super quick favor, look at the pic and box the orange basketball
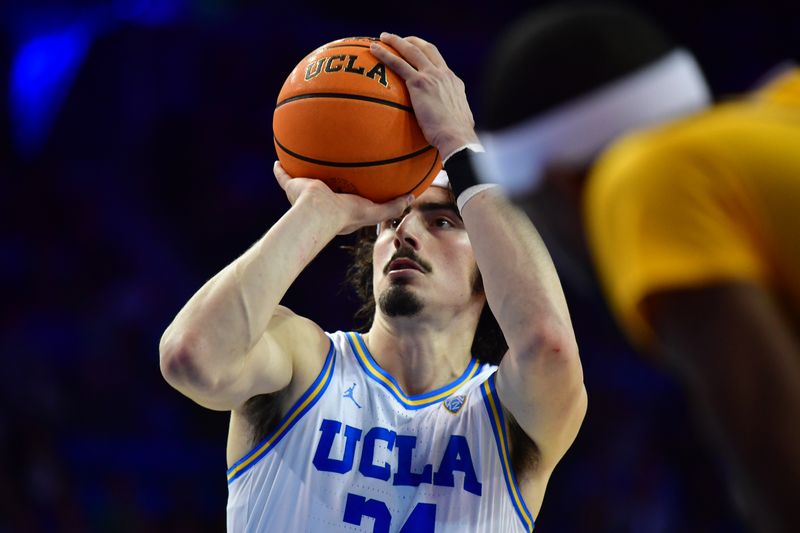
[273,37,441,203]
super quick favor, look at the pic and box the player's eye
[382,218,402,230]
[434,217,454,229]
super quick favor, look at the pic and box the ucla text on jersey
[226,331,534,532]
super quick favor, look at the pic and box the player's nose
[393,212,423,250]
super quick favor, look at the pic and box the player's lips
[388,258,424,273]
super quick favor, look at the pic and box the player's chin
[378,284,424,318]
[379,283,419,305]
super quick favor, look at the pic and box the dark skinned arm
[645,282,800,533]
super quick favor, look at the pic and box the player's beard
[377,262,483,318]
[378,283,423,317]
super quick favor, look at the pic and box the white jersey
[226,331,534,532]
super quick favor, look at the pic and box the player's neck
[363,313,477,397]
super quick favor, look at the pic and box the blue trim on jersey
[226,339,336,484]
[346,331,480,410]
[481,373,535,532]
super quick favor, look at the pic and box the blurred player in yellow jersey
[475,3,800,532]
[585,67,800,533]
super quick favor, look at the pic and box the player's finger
[365,194,414,223]
[369,42,417,80]
[379,32,433,72]
[405,36,446,69]
[273,161,292,190]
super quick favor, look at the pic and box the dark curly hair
[343,222,508,366]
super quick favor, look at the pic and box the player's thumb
[387,194,415,217]
[366,193,413,227]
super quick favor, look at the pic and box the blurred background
[1,0,797,531]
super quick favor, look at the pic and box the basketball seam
[275,93,413,112]
[323,44,372,50]
[274,137,435,167]
[403,150,441,195]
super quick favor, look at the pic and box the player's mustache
[383,248,432,274]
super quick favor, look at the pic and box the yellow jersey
[585,68,800,348]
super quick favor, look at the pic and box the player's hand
[370,33,480,160]
[273,161,413,235]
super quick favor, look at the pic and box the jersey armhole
[480,372,536,532]
[226,339,336,484]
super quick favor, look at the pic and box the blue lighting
[10,24,92,157]
[113,0,186,26]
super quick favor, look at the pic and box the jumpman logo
[343,383,362,408]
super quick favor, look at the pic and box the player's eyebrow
[405,202,463,221]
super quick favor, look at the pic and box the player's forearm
[461,188,576,358]
[673,350,800,533]
[654,298,800,533]
[462,187,586,468]
[652,285,800,533]
[160,193,345,387]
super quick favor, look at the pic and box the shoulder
[592,113,708,184]
[589,98,778,201]
[266,306,331,370]
[585,107,740,233]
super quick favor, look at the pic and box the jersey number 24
[343,492,435,532]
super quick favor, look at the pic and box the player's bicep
[184,306,327,411]
[495,342,587,472]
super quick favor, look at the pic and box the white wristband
[456,184,501,212]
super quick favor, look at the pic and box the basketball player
[475,5,800,532]
[160,33,587,532]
